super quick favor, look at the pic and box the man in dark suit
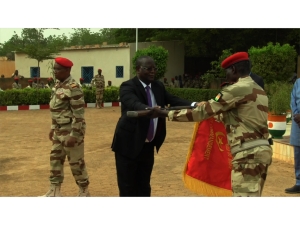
[249,60,264,89]
[111,56,196,197]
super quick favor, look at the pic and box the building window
[81,67,94,83]
[30,67,40,78]
[116,66,124,78]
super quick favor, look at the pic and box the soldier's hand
[65,136,77,147]
[196,101,207,107]
[49,129,54,141]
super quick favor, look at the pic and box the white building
[14,40,185,86]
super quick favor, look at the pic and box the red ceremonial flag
[183,117,233,196]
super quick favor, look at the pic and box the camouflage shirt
[12,82,22,89]
[168,76,269,149]
[50,76,86,137]
[32,83,38,88]
[91,74,105,89]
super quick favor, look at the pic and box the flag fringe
[182,120,232,197]
[183,173,232,197]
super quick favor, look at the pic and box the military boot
[40,184,62,197]
[77,186,90,197]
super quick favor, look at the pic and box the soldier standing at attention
[25,80,33,88]
[91,68,105,108]
[150,52,272,197]
[12,77,22,89]
[45,77,55,89]
[40,57,90,197]
[32,77,38,88]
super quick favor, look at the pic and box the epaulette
[70,83,78,88]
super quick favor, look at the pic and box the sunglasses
[140,66,158,72]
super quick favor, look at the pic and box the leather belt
[231,139,270,155]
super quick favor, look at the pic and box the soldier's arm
[69,83,85,137]
[168,88,244,122]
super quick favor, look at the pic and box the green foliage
[132,45,169,80]
[10,28,66,73]
[0,87,221,106]
[265,81,293,115]
[248,42,297,84]
[165,87,220,102]
[0,89,52,106]
[201,49,233,88]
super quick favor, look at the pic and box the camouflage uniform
[168,76,272,197]
[46,75,89,196]
[12,82,22,89]
[163,81,169,87]
[91,74,105,108]
[45,83,54,89]
[32,82,38,88]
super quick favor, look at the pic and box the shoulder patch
[214,92,223,102]
[70,83,78,88]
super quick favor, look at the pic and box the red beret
[28,80,33,82]
[14,77,19,80]
[80,78,84,80]
[37,77,41,80]
[55,57,73,68]
[33,77,37,80]
[221,52,249,69]
[48,77,53,80]
[172,78,175,81]
[98,68,102,71]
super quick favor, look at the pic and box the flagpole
[136,28,138,52]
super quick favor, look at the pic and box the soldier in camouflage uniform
[12,77,22,89]
[91,68,105,108]
[25,80,33,88]
[45,77,55,89]
[169,78,175,88]
[151,52,272,197]
[36,78,43,88]
[40,57,90,197]
[32,77,38,88]
[174,76,180,88]
[163,78,169,87]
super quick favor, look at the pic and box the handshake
[126,102,206,118]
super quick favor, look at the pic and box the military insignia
[56,88,64,95]
[214,92,223,102]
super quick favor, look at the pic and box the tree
[0,32,24,60]
[248,42,297,84]
[68,28,104,46]
[132,45,169,81]
[14,28,66,77]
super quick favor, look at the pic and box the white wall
[15,46,131,87]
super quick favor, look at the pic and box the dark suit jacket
[250,72,264,89]
[111,76,193,159]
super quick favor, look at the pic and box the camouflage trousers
[96,88,104,106]
[231,145,273,197]
[49,126,89,187]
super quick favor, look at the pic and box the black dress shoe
[285,185,300,193]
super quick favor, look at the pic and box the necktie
[145,85,154,142]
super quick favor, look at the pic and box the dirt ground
[0,107,299,197]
